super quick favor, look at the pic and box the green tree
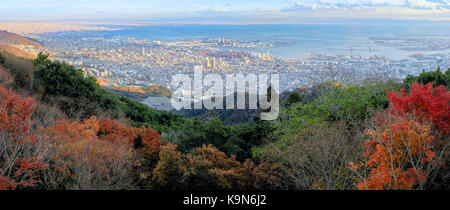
[33,53,100,99]
[162,117,274,161]
[403,67,449,89]
[285,91,302,107]
[0,52,5,65]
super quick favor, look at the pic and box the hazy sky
[1,0,449,22]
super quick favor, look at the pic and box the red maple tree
[386,82,450,135]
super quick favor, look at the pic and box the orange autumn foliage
[49,135,136,189]
[187,145,244,189]
[46,116,161,158]
[349,82,449,190]
[42,116,162,189]
[0,85,35,138]
[0,85,47,190]
[353,116,435,190]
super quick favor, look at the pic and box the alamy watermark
[171,66,279,120]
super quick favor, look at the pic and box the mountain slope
[0,30,43,48]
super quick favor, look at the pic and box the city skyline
[1,0,450,23]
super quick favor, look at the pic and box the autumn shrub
[0,66,14,87]
[386,82,450,135]
[44,137,136,190]
[152,143,239,190]
[387,82,450,189]
[42,116,162,190]
[257,122,361,190]
[31,101,65,128]
[188,145,280,190]
[151,144,280,190]
[151,144,187,190]
[97,117,162,187]
[0,51,34,89]
[349,114,443,190]
[0,85,48,190]
[43,95,106,119]
[350,82,450,190]
[187,145,246,189]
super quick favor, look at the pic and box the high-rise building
[206,57,211,69]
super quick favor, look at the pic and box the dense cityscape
[34,32,449,93]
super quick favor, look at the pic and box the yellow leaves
[365,129,376,138]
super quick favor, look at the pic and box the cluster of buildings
[37,33,450,93]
